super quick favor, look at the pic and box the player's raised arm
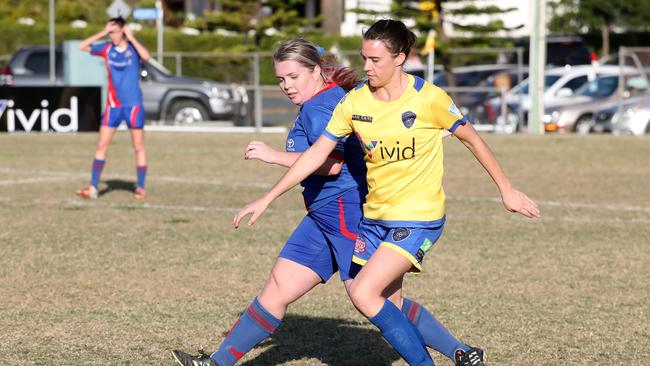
[123,25,151,62]
[78,23,110,52]
[233,135,338,228]
[451,122,541,218]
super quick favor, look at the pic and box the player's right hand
[233,197,271,228]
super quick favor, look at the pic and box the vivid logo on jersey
[378,137,416,161]
[355,131,378,158]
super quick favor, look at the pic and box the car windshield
[512,75,562,94]
[146,57,173,76]
[575,76,618,97]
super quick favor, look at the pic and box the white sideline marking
[1,196,649,223]
[0,196,305,215]
[0,176,74,186]
[1,167,650,213]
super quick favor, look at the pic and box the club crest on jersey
[401,111,417,128]
[392,228,411,242]
[352,114,373,123]
[448,101,461,116]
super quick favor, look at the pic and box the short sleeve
[428,87,468,132]
[90,42,108,56]
[286,117,310,153]
[323,94,353,141]
[302,104,334,144]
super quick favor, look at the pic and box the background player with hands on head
[233,19,540,366]
[75,16,151,200]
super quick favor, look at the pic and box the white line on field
[0,168,273,188]
[0,196,305,215]
[1,167,649,213]
[447,196,650,213]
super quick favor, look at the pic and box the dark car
[1,46,247,124]
[512,36,594,67]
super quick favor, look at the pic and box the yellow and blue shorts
[352,217,445,272]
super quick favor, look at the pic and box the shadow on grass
[98,179,136,197]
[239,314,400,366]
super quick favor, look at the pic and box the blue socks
[368,299,435,366]
[136,165,147,189]
[403,298,469,361]
[91,159,105,188]
[211,298,281,366]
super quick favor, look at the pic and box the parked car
[543,71,649,133]
[591,94,650,135]
[510,36,594,67]
[1,46,248,124]
[487,65,626,129]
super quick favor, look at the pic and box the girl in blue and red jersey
[75,16,150,200]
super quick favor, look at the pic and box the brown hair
[273,39,361,91]
[363,19,417,62]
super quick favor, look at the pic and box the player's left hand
[233,196,271,228]
[501,187,541,218]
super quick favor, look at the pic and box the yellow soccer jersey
[323,74,467,227]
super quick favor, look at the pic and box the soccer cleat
[75,186,98,199]
[134,187,146,200]
[455,346,485,366]
[171,349,218,366]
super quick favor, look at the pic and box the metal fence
[159,47,525,132]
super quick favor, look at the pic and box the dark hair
[273,39,361,92]
[363,19,417,60]
[109,16,126,27]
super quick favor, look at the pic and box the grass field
[0,131,649,365]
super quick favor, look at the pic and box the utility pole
[528,0,546,135]
[49,0,55,83]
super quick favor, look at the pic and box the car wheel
[168,100,208,125]
[574,116,592,135]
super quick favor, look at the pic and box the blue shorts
[102,105,145,129]
[279,189,363,282]
[352,217,446,272]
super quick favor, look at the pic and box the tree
[549,0,650,57]
[186,0,315,48]
[354,1,522,88]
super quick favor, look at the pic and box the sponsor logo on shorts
[354,238,367,254]
[401,111,416,128]
[416,249,425,262]
[419,238,433,253]
[392,228,411,242]
[352,114,373,123]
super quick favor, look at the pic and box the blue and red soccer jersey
[90,42,144,128]
[286,82,367,211]
[280,82,367,281]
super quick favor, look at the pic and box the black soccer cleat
[171,349,218,366]
[454,346,485,366]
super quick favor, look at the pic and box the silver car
[591,94,650,135]
[543,73,649,133]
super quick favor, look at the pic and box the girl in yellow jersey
[235,20,540,366]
